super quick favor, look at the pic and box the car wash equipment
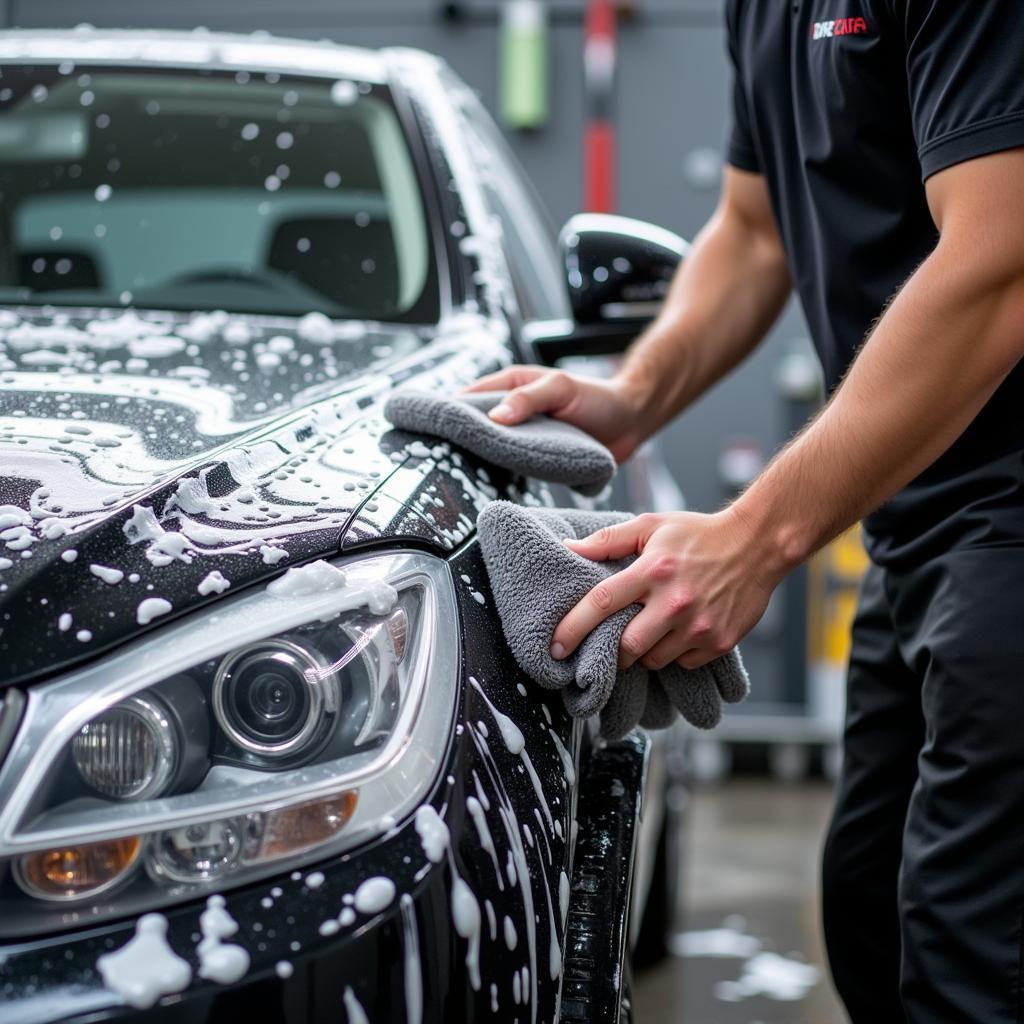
[383,389,616,496]
[477,501,749,738]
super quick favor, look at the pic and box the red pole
[584,0,616,213]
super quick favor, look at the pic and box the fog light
[72,695,177,800]
[149,817,243,883]
[17,837,141,900]
[246,791,358,862]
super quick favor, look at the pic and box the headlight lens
[212,638,335,761]
[0,552,457,937]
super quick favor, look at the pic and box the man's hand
[463,367,648,463]
[550,509,788,670]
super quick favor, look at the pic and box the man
[468,1,1024,1020]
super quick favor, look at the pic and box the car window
[0,65,439,322]
[449,77,570,322]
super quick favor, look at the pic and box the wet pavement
[634,780,847,1023]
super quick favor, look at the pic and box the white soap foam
[469,677,524,754]
[297,311,335,344]
[260,544,289,565]
[451,876,482,991]
[96,913,192,1009]
[343,986,370,1024]
[353,876,396,915]
[715,952,821,1003]
[196,895,250,985]
[266,560,396,615]
[400,894,423,1024]
[89,563,124,585]
[137,596,172,625]
[414,804,450,864]
[466,796,503,890]
[197,570,230,595]
[559,870,570,923]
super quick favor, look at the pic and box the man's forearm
[617,173,792,439]
[733,233,1024,577]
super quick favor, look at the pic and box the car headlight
[0,552,457,937]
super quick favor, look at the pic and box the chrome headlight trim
[211,637,335,760]
[0,550,459,856]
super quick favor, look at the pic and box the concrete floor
[634,780,847,1024]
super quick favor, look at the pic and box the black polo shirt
[725,0,1024,566]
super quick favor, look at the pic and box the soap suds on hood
[89,563,125,585]
[197,570,230,595]
[137,596,172,625]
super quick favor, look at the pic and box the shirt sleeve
[724,1,760,173]
[900,0,1024,180]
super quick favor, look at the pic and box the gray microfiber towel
[382,389,617,496]
[477,501,749,739]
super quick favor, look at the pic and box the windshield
[0,63,439,321]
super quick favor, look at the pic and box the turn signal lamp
[18,837,141,900]
[253,791,358,861]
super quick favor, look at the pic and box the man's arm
[464,166,792,461]
[552,149,1024,671]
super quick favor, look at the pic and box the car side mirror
[525,213,688,365]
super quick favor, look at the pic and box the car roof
[0,28,441,84]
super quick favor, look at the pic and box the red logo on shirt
[811,17,869,39]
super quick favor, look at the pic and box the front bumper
[0,547,649,1024]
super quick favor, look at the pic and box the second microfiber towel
[477,501,749,739]
[383,389,617,496]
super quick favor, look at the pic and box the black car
[0,30,689,1024]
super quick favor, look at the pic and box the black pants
[822,548,1024,1023]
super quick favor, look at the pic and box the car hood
[0,305,511,685]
